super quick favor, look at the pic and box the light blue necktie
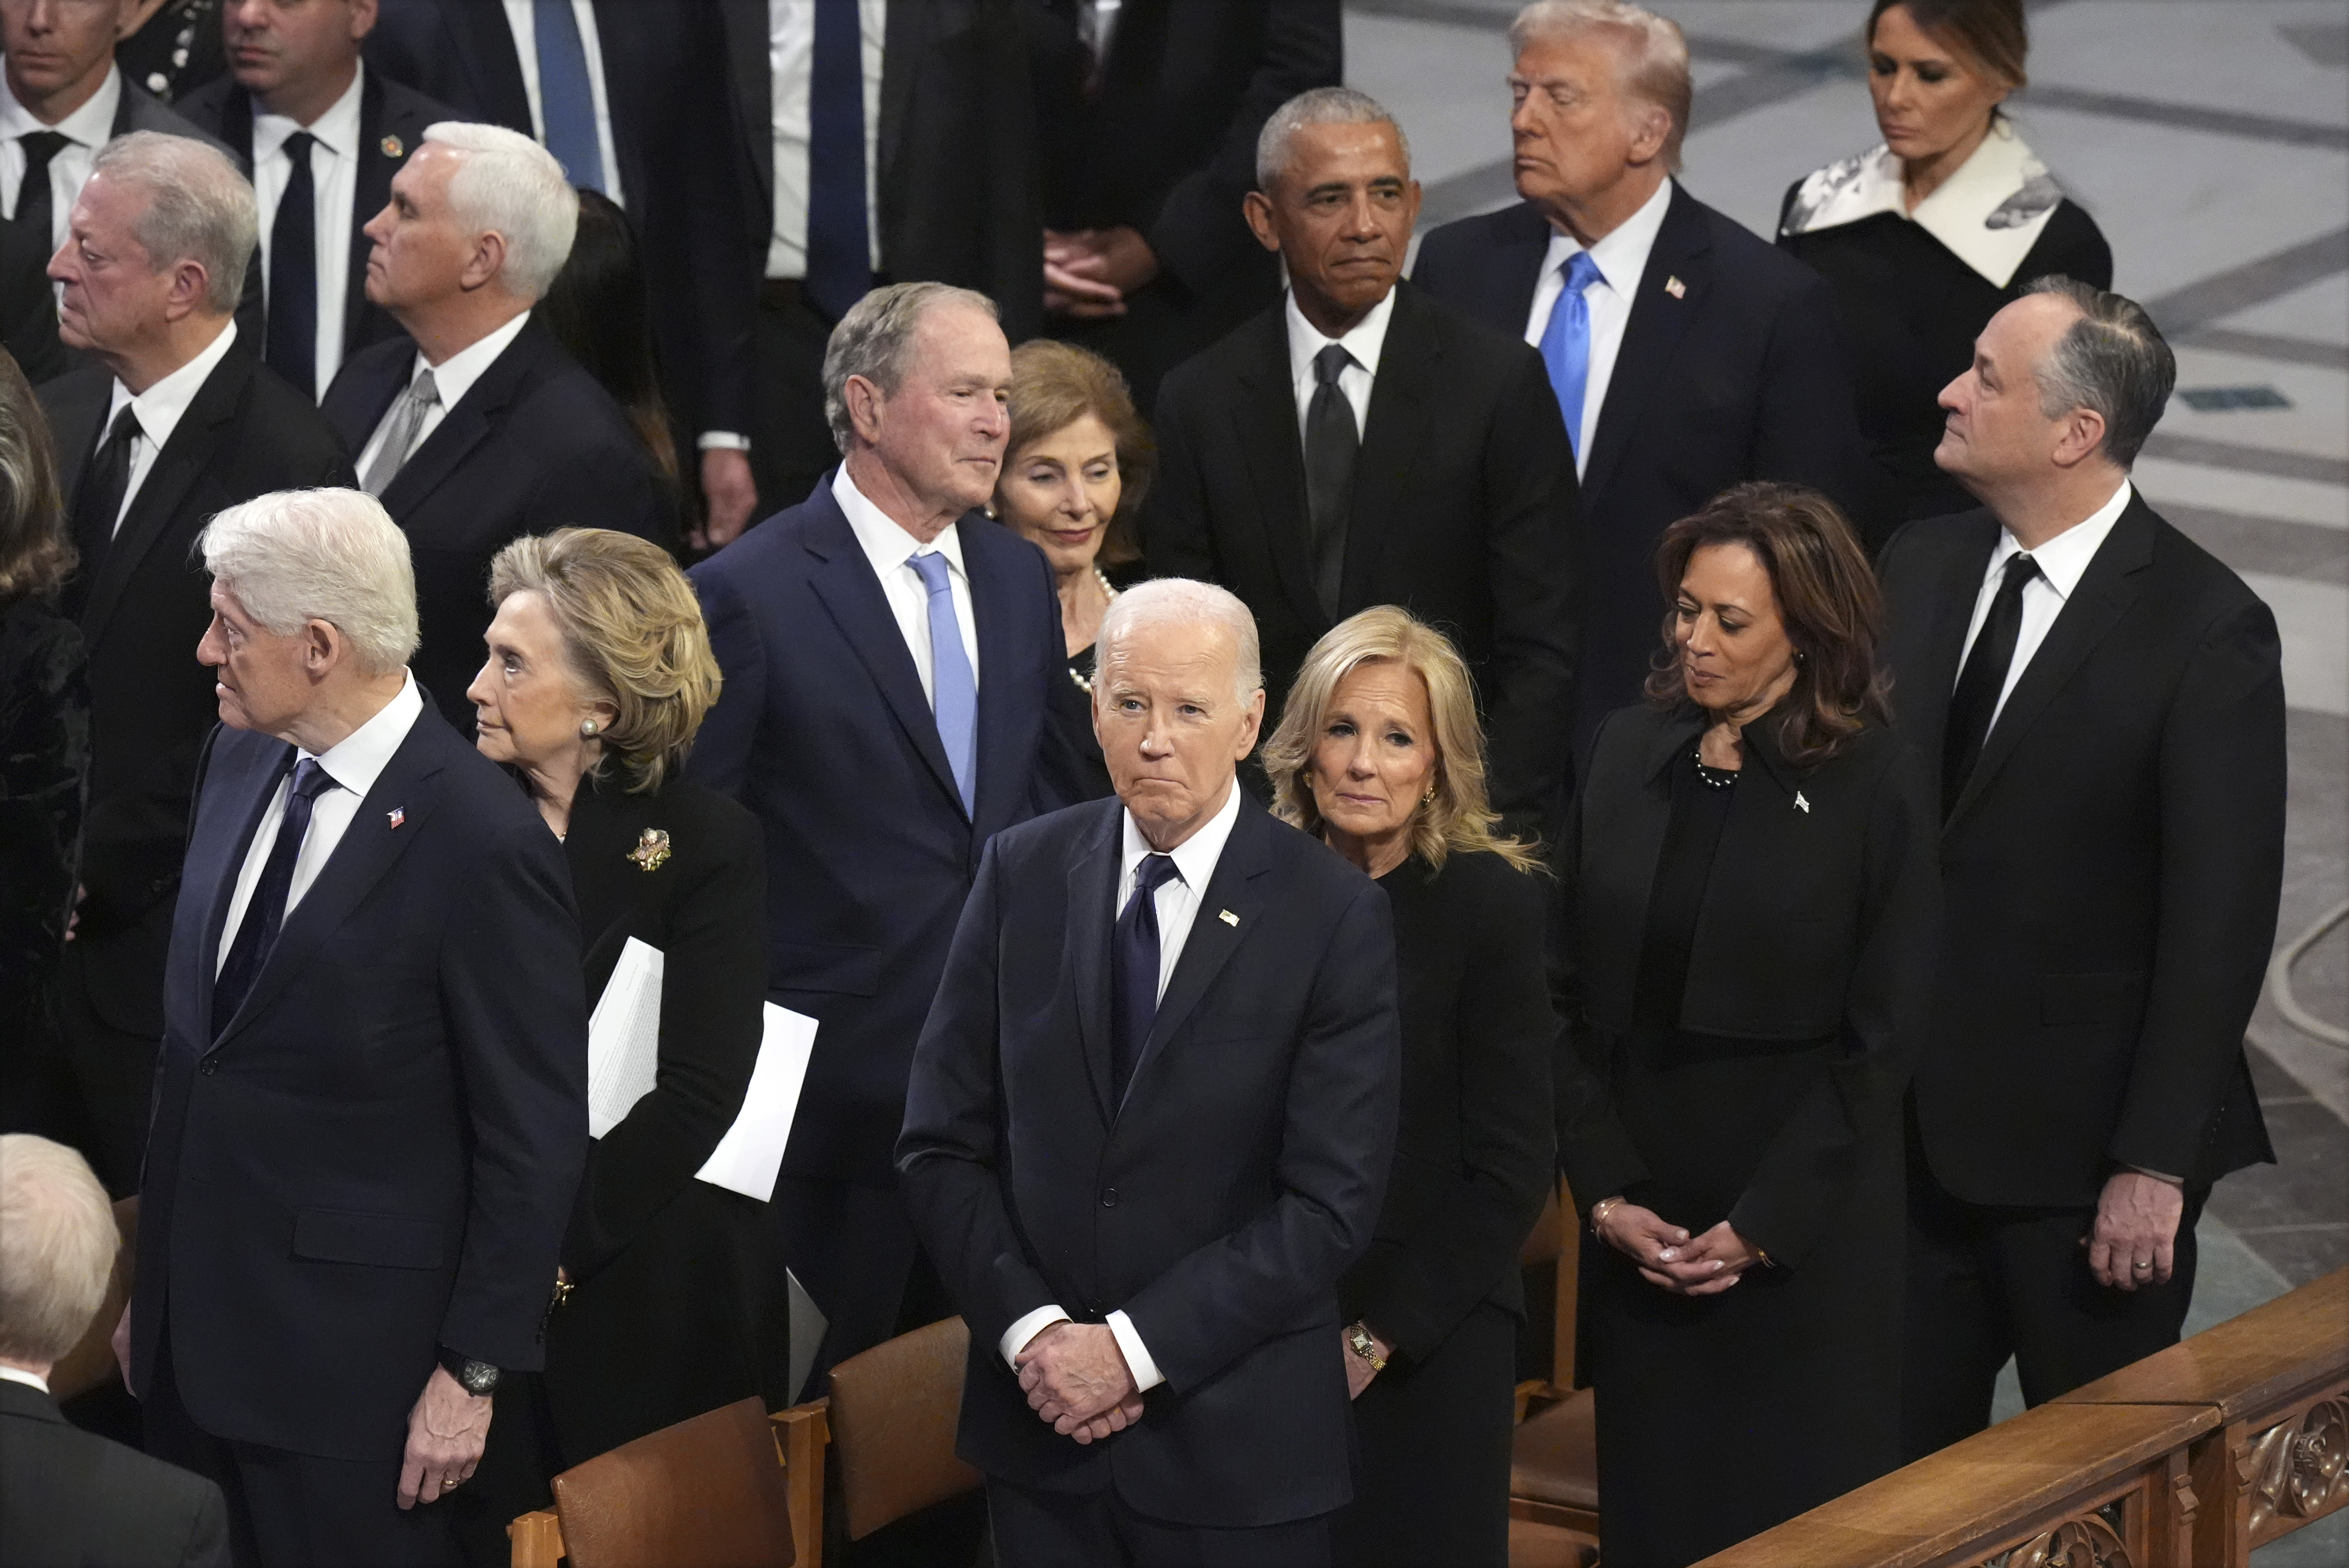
[532,0,604,193]
[1539,249,1606,461]
[909,551,977,815]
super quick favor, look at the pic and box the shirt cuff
[999,1305,1070,1369]
[696,431,751,451]
[2125,1164,2186,1187]
[1106,1310,1164,1392]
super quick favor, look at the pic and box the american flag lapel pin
[1218,909,1239,927]
[1664,276,1686,299]
[387,807,405,829]
[1794,792,1811,814]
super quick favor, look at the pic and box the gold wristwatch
[1346,1322,1387,1372]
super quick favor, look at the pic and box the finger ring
[2134,1262,2154,1272]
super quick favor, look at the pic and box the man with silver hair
[116,486,589,1566]
[36,129,353,1198]
[901,576,1400,1563]
[1415,0,1876,759]
[321,119,665,727]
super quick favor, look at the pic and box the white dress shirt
[253,63,366,400]
[499,0,623,202]
[832,464,981,699]
[102,320,242,536]
[0,1364,50,1394]
[352,309,534,480]
[1523,177,1674,474]
[1957,479,2133,729]
[1284,286,1395,445]
[765,0,886,280]
[0,65,123,249]
[216,672,426,973]
[997,781,1245,1393]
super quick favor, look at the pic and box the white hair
[1096,578,1263,708]
[199,488,419,675]
[421,121,579,301]
[0,1136,116,1368]
[1255,86,1411,191]
[1510,0,1693,171]
[89,132,258,314]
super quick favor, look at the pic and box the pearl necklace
[1068,567,1120,694]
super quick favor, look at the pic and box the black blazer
[321,319,670,728]
[1554,705,1938,1268]
[365,0,758,435]
[40,341,354,1038]
[134,705,588,1461]
[0,1379,230,1568]
[1413,185,1879,756]
[1144,282,1580,839]
[1339,849,1555,1362]
[898,792,1401,1527]
[1878,496,2283,1205]
[177,68,458,380]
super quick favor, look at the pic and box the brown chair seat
[1508,1517,1599,1568]
[824,1315,983,1541]
[1511,1388,1599,1512]
[550,1396,796,1568]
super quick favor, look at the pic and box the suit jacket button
[1100,1187,1118,1207]
[199,1059,217,1075]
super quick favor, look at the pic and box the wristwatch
[1345,1322,1387,1373]
[437,1346,502,1398]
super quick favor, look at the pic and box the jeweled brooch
[628,827,672,872]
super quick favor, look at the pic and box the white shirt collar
[832,463,971,582]
[0,1364,49,1395]
[1120,774,1243,897]
[1545,176,1674,297]
[411,307,532,410]
[0,62,121,146]
[107,318,240,449]
[253,60,365,161]
[1989,478,2133,600]
[303,669,425,797]
[1284,285,1397,388]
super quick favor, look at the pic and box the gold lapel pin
[1665,276,1687,298]
[1218,909,1239,927]
[628,828,672,872]
[380,134,404,159]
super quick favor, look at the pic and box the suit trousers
[769,1175,954,1394]
[750,283,847,520]
[1900,1140,2206,1463]
[52,931,165,1196]
[986,1480,1334,1568]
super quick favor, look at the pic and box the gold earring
[1422,783,1438,805]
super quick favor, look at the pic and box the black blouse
[0,596,88,1033]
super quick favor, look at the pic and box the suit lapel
[1341,285,1438,609]
[446,0,533,132]
[215,83,258,161]
[381,325,540,516]
[1229,311,1323,633]
[961,517,1023,833]
[46,375,106,508]
[190,736,293,1044]
[1126,796,1273,1102]
[1899,514,2001,775]
[1491,202,1551,337]
[83,346,252,646]
[1583,183,1709,504]
[1063,801,1122,1123]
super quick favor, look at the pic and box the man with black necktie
[175,0,457,401]
[1877,279,2285,1458]
[1143,87,1579,847]
[36,130,351,1194]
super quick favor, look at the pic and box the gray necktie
[361,368,440,496]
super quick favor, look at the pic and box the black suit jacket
[134,705,588,1461]
[898,792,1401,1526]
[1877,496,2283,1205]
[0,1379,230,1568]
[365,0,757,435]
[1144,281,1580,838]
[177,68,457,379]
[1413,185,1878,757]
[321,319,668,727]
[40,339,354,1037]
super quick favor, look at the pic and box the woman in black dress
[1779,0,2111,529]
[1261,606,1555,1568]
[454,528,785,1564]
[1556,484,1937,1567]
[992,338,1152,802]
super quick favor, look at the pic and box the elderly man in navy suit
[689,281,1079,1387]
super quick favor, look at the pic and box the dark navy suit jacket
[687,477,1077,1187]
[132,703,588,1462]
[898,792,1400,1526]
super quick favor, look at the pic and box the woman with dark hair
[537,190,685,527]
[1554,481,1938,1566]
[1779,0,2111,529]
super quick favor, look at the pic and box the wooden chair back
[824,1315,983,1541]
[49,1196,137,1402]
[548,1396,797,1568]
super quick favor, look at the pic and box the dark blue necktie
[1539,249,1605,461]
[1111,853,1179,1106]
[266,131,318,397]
[213,758,338,1038]
[805,0,871,319]
[533,0,604,193]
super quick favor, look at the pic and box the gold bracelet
[1590,1197,1622,1234]
[1346,1321,1387,1372]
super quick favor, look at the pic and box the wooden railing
[1698,1266,2349,1568]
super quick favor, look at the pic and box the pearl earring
[581,719,598,737]
[1422,783,1438,806]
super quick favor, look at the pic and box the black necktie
[213,758,340,1038]
[266,131,319,398]
[1111,853,1180,1106]
[805,0,871,320]
[66,404,142,610]
[13,130,69,251]
[1303,343,1358,621]
[1942,552,2042,817]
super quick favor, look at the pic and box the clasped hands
[1014,1322,1144,1445]
[1043,226,1160,319]
[1592,1198,1765,1296]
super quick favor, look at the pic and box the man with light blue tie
[688,282,1082,1387]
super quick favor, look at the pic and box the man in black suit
[1145,87,1579,844]
[177,0,457,400]
[363,0,763,546]
[1412,0,1874,759]
[1880,280,2285,1458]
[1030,0,1341,413]
[1,1133,229,1568]
[900,577,1401,1564]
[127,487,587,1567]
[39,132,353,1195]
[321,121,665,728]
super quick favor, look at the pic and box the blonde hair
[1003,339,1153,571]
[1263,606,1540,874]
[486,529,721,793]
[0,1135,116,1367]
[1511,0,1693,172]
